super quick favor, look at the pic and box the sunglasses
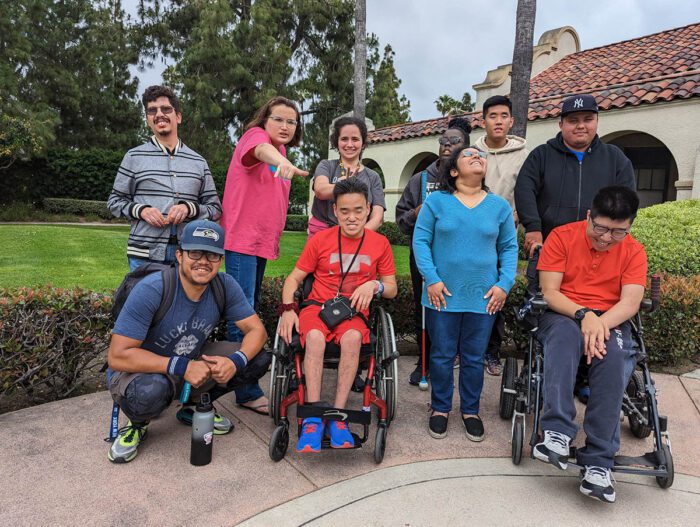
[268,115,298,127]
[146,105,175,116]
[185,250,223,263]
[589,218,629,240]
[461,150,488,159]
[438,136,464,146]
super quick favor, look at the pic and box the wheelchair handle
[650,274,661,310]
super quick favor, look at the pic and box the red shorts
[298,304,371,348]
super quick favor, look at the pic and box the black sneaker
[534,430,571,470]
[428,412,448,439]
[580,466,616,503]
[409,364,428,386]
[463,416,484,442]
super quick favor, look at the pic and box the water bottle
[190,392,215,466]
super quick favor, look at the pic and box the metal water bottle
[190,393,214,466]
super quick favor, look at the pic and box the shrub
[377,221,410,246]
[0,287,112,406]
[43,198,114,220]
[285,214,308,232]
[631,200,700,276]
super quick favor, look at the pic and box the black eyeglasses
[185,250,223,262]
[590,218,629,240]
[438,136,464,146]
[268,115,298,127]
[146,105,175,116]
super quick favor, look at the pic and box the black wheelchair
[499,254,674,489]
[268,277,399,464]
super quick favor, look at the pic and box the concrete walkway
[1,357,699,526]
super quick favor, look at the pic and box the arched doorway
[399,152,439,190]
[363,158,385,188]
[602,131,678,207]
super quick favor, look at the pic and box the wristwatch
[277,302,299,315]
[374,280,385,298]
[574,307,592,322]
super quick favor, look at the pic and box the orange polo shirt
[537,220,647,311]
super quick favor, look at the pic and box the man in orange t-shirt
[533,186,647,504]
[278,179,397,453]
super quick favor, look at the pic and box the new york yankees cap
[561,94,598,117]
[180,220,225,255]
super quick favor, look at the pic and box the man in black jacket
[514,94,637,402]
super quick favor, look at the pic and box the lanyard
[336,227,365,297]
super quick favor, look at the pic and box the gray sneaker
[108,421,149,464]
[534,430,571,470]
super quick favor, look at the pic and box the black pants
[409,250,431,369]
[485,310,505,362]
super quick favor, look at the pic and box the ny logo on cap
[573,98,584,109]
[193,227,219,241]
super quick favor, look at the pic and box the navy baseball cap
[561,94,598,117]
[180,220,225,255]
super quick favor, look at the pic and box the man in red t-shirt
[533,186,647,504]
[279,178,397,453]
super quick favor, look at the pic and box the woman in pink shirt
[220,96,308,413]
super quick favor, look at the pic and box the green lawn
[0,225,410,291]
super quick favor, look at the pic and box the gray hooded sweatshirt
[475,135,528,211]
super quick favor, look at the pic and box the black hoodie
[395,161,440,237]
[514,133,635,239]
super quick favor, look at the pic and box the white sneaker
[580,465,616,503]
[533,430,571,470]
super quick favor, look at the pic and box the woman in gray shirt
[308,116,385,237]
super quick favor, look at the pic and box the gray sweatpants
[537,312,636,468]
[108,342,271,423]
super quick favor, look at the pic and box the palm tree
[353,0,367,120]
[510,0,536,138]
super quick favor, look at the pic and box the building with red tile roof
[361,23,700,220]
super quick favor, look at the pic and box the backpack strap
[210,273,226,317]
[152,265,178,327]
[420,170,428,203]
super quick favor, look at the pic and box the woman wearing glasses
[395,117,472,387]
[308,116,385,238]
[220,96,308,415]
[413,145,518,442]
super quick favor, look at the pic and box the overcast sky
[125,0,698,121]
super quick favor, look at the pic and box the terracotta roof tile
[369,23,700,144]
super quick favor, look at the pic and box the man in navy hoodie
[514,94,636,402]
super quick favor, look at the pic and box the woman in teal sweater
[413,145,518,442]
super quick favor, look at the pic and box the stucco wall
[363,99,699,222]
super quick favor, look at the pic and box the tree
[353,0,367,120]
[510,0,536,138]
[366,45,411,128]
[434,92,475,116]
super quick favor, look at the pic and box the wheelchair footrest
[297,404,372,425]
[319,432,364,450]
[614,452,659,468]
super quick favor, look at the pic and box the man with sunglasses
[514,94,636,403]
[106,220,269,463]
[108,85,221,271]
[533,186,647,502]
[396,117,472,386]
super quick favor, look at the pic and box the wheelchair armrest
[530,293,548,315]
[640,298,653,313]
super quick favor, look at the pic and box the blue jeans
[537,312,637,468]
[127,243,178,272]
[426,309,495,414]
[225,250,268,404]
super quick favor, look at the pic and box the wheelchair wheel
[656,443,674,489]
[269,333,293,426]
[499,357,518,419]
[375,308,398,424]
[374,425,387,464]
[627,371,652,439]
[269,424,290,462]
[511,417,524,465]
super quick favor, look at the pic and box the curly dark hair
[446,116,472,143]
[142,85,181,114]
[330,116,368,150]
[245,96,303,148]
[438,145,489,193]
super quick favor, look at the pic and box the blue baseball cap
[180,220,225,255]
[561,94,598,117]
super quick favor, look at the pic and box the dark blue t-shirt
[112,272,254,358]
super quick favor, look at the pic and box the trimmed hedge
[2,272,697,409]
[285,214,308,232]
[631,200,700,277]
[43,198,113,220]
[377,221,410,246]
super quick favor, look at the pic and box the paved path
[1,357,699,526]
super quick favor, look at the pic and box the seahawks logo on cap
[192,227,219,241]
